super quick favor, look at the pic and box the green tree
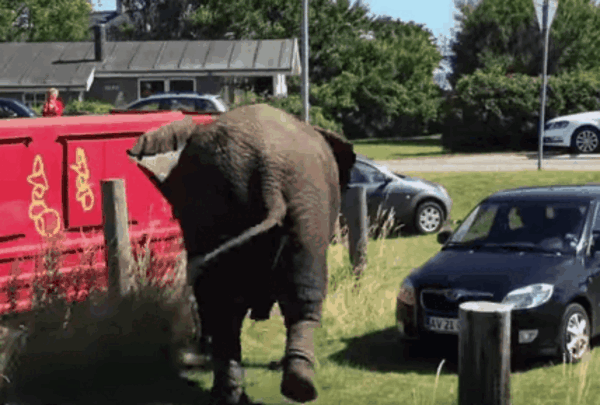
[116,0,197,40]
[190,0,443,137]
[314,17,442,137]
[450,0,600,85]
[0,0,92,42]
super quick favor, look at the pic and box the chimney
[93,24,106,62]
[116,0,125,14]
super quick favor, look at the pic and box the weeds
[0,228,196,402]
[330,205,402,293]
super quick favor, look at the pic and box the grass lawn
[185,170,600,405]
[351,136,534,161]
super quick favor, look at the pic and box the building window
[138,78,195,99]
[170,79,194,92]
[22,92,46,108]
[140,80,165,98]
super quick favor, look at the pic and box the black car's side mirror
[437,229,453,244]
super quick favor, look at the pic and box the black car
[347,156,453,234]
[0,98,37,119]
[396,185,600,362]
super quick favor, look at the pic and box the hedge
[442,67,600,152]
[231,91,344,136]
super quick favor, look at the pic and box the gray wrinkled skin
[127,104,355,404]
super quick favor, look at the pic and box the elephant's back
[215,104,334,159]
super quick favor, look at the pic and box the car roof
[138,93,222,100]
[485,185,600,203]
[0,98,25,105]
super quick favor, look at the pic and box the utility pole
[534,0,558,171]
[302,0,310,123]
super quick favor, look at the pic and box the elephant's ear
[127,115,198,158]
[313,126,356,190]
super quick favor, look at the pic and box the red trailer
[0,112,215,314]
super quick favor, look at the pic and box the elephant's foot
[211,359,262,405]
[280,320,318,402]
[210,389,262,405]
[281,355,317,403]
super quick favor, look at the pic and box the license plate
[425,316,459,334]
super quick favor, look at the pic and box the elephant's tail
[197,190,287,268]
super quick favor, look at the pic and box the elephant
[127,104,356,405]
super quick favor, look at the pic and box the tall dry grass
[0,232,198,401]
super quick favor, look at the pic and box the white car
[544,111,600,154]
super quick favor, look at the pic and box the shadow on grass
[6,337,214,405]
[8,354,212,405]
[328,327,587,377]
[328,327,457,375]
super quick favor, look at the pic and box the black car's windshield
[447,201,590,254]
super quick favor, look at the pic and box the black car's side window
[0,105,18,118]
[195,99,217,112]
[350,166,368,183]
[358,163,387,183]
[590,206,600,254]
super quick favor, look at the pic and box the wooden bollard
[459,301,512,405]
[101,179,133,299]
[341,185,368,279]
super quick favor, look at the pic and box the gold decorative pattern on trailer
[27,155,61,237]
[69,147,94,212]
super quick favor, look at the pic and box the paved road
[377,152,600,172]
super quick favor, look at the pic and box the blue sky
[90,0,460,42]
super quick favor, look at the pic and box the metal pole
[538,0,549,171]
[302,0,310,123]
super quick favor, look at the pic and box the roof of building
[0,38,301,92]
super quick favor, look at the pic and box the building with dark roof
[0,25,301,108]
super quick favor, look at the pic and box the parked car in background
[544,111,600,154]
[347,155,452,234]
[0,98,37,119]
[112,93,228,115]
[397,184,600,363]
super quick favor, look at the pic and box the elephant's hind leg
[280,320,318,403]
[277,246,326,403]
[193,285,258,405]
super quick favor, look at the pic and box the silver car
[346,156,453,234]
[119,92,229,114]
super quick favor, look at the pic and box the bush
[0,231,196,400]
[231,90,344,135]
[63,98,115,116]
[442,67,600,152]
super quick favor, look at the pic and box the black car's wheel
[559,303,591,363]
[414,201,444,234]
[571,127,600,154]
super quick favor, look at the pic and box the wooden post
[459,301,512,405]
[101,179,133,299]
[341,185,368,279]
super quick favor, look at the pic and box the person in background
[141,83,153,98]
[42,88,64,117]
